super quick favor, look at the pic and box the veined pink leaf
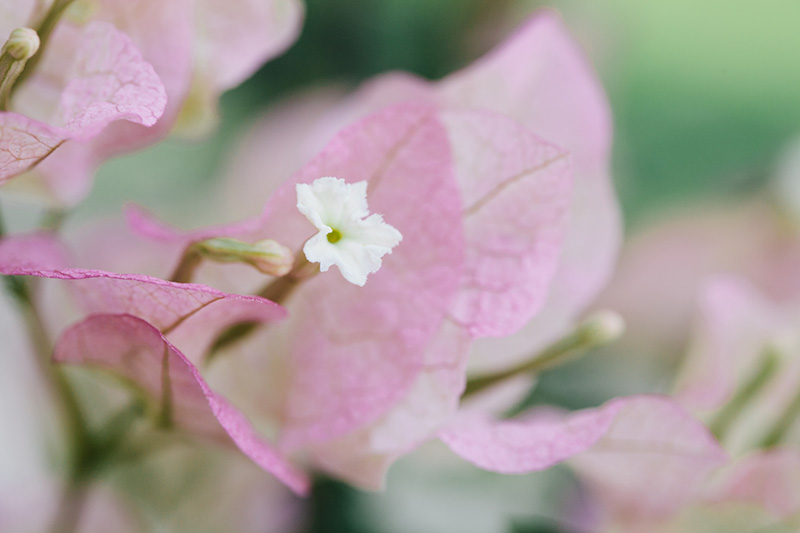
[257,103,465,448]
[443,109,572,338]
[0,22,167,197]
[54,314,309,495]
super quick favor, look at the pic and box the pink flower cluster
[3,3,768,531]
[0,0,302,203]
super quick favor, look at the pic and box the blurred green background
[75,1,800,531]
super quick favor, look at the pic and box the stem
[13,0,76,92]
[156,346,173,429]
[206,253,319,360]
[462,311,624,398]
[708,348,780,442]
[12,277,91,477]
[169,246,203,284]
[41,207,68,232]
[759,381,800,448]
[0,56,25,111]
[258,254,318,303]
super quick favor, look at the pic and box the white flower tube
[296,177,402,286]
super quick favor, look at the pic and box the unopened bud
[195,238,293,277]
[579,310,625,346]
[2,28,40,61]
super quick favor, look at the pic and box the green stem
[206,253,319,361]
[169,246,203,284]
[708,348,780,443]
[12,277,92,478]
[0,55,25,111]
[156,346,173,429]
[462,311,624,398]
[759,380,800,448]
[13,0,76,93]
[0,204,89,478]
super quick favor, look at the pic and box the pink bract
[217,11,619,372]
[568,396,728,520]
[0,21,167,202]
[122,11,624,488]
[55,314,309,495]
[0,234,313,494]
[0,0,303,203]
[126,99,577,485]
[674,277,800,457]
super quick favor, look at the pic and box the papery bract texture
[442,110,572,338]
[55,314,309,495]
[0,234,313,493]
[1,0,303,202]
[230,103,465,448]
[302,110,573,487]
[0,21,167,201]
[446,12,618,370]
[120,11,616,488]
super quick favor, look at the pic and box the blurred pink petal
[54,314,309,495]
[709,448,800,518]
[196,0,304,91]
[676,277,784,413]
[569,396,728,519]
[0,231,69,269]
[439,398,622,474]
[594,200,800,360]
[0,482,144,533]
[674,277,800,456]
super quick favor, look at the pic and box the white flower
[296,177,402,286]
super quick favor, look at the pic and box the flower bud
[578,310,625,346]
[195,238,294,277]
[2,28,40,61]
